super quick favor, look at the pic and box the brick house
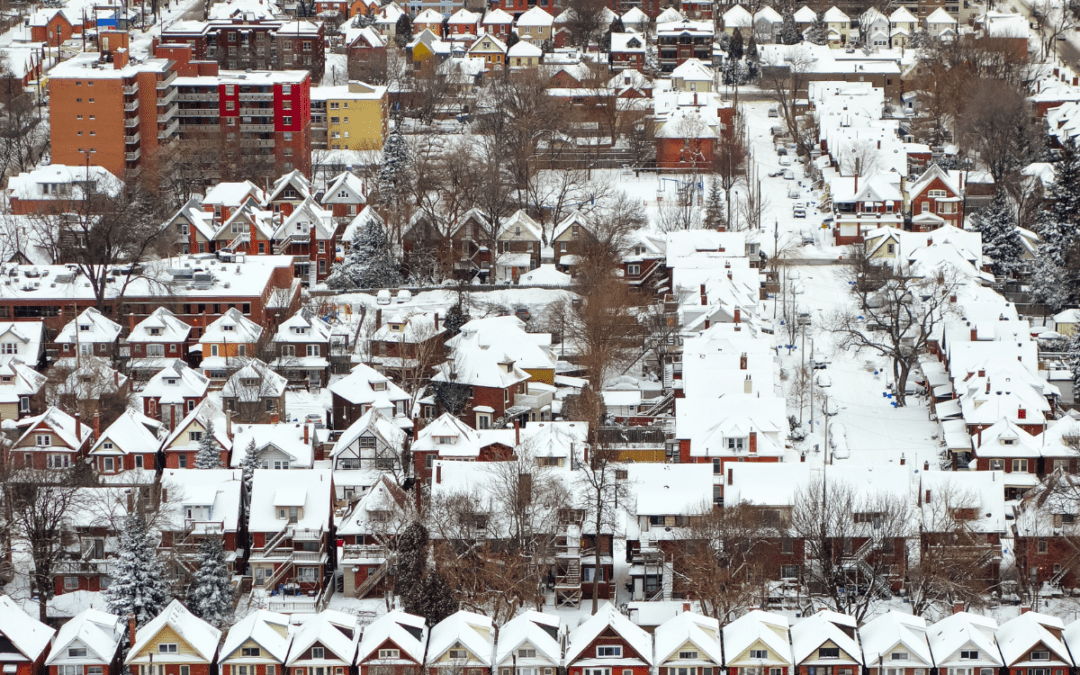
[996,613,1073,675]
[10,407,92,471]
[220,611,291,675]
[970,420,1045,500]
[199,308,265,384]
[654,613,722,675]
[493,210,543,283]
[906,164,963,231]
[89,409,165,476]
[431,326,531,429]
[622,233,667,294]
[127,308,194,380]
[610,33,646,71]
[159,401,232,469]
[446,209,495,281]
[0,594,55,675]
[266,170,313,217]
[0,357,47,421]
[272,309,335,386]
[367,311,445,384]
[564,603,653,675]
[53,308,123,364]
[494,613,561,675]
[140,361,210,431]
[330,409,407,475]
[285,612,359,675]
[271,199,340,284]
[0,321,45,369]
[125,600,221,675]
[791,611,863,675]
[221,359,288,424]
[339,476,413,594]
[1014,474,1080,588]
[247,468,335,595]
[29,8,73,47]
[329,363,412,430]
[45,609,122,675]
[158,468,244,581]
[859,612,933,675]
[927,612,1003,675]
[356,611,427,675]
[426,611,495,675]
[723,610,793,675]
[320,172,368,223]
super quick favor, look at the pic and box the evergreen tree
[420,571,458,625]
[443,301,470,337]
[240,439,259,503]
[780,11,800,44]
[1031,140,1080,309]
[746,34,758,61]
[972,189,1022,278]
[704,177,726,230]
[395,521,429,615]
[377,130,408,204]
[106,514,171,626]
[609,16,624,32]
[506,31,520,48]
[807,12,828,45]
[189,536,234,629]
[728,27,744,60]
[326,220,402,290]
[541,37,554,52]
[194,420,220,469]
[394,13,413,47]
[1068,330,1080,403]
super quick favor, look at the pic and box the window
[283,116,292,126]
[159,644,178,654]
[283,84,292,94]
[307,345,320,357]
[518,650,536,658]
[0,343,16,354]
[679,652,698,660]
[1031,653,1050,662]
[990,459,1004,470]
[242,648,261,657]
[960,652,979,660]
[750,651,769,659]
[35,434,51,447]
[781,564,798,578]
[103,457,114,472]
[135,455,144,469]
[819,648,840,659]
[597,647,621,658]
[448,650,468,660]
[378,649,400,659]
[1013,459,1029,472]
[179,454,187,468]
[892,654,909,661]
[147,344,165,357]
[312,648,325,659]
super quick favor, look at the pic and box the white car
[376,289,392,305]
[816,373,832,387]
[779,156,791,166]
[783,169,795,180]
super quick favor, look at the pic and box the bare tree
[957,78,1042,189]
[838,140,883,178]
[826,250,963,407]
[563,0,608,50]
[761,47,816,158]
[711,108,749,224]
[47,356,132,429]
[1031,0,1076,60]
[575,456,632,613]
[791,478,912,622]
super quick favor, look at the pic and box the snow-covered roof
[997,613,1072,667]
[566,602,653,665]
[655,6,684,22]
[141,360,209,404]
[755,6,782,23]
[427,610,495,666]
[161,399,231,453]
[7,165,121,203]
[792,611,862,665]
[723,610,793,667]
[860,612,933,668]
[55,307,122,345]
[159,468,244,533]
[130,307,192,343]
[337,475,411,537]
[322,172,368,207]
[622,7,648,24]
[229,422,317,469]
[654,612,722,665]
[15,406,91,450]
[434,329,532,389]
[495,612,561,666]
[925,7,956,23]
[0,321,43,361]
[286,611,359,665]
[671,58,713,81]
[204,181,265,208]
[823,6,849,21]
[201,307,264,345]
[329,362,411,407]
[450,8,482,24]
[722,5,752,26]
[927,612,1002,667]
[221,610,291,663]
[331,408,406,459]
[221,359,288,401]
[794,5,817,21]
[0,357,47,405]
[0,595,54,661]
[624,463,712,516]
[357,611,427,665]
[127,599,222,665]
[890,7,916,22]
[520,264,571,286]
[90,409,164,456]
[509,41,543,58]
[248,468,333,533]
[46,609,122,666]
[412,413,483,457]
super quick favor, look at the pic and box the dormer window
[727,437,745,451]
[597,647,621,658]
[1,376,12,384]
[960,652,979,660]
[242,378,259,387]
[1002,438,1016,445]
[223,325,234,331]
[436,435,455,445]
[149,328,161,336]
[372,381,387,391]
[165,378,177,386]
[1031,652,1050,661]
[390,324,403,332]
[819,648,839,659]
[78,324,90,331]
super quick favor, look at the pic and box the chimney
[704,319,710,329]
[970,328,978,341]
[434,312,440,331]
[514,419,520,446]
[727,467,733,486]
[375,309,382,330]
[1021,605,1031,614]
[682,602,691,612]
[749,431,757,453]
[74,412,81,438]
[924,460,929,471]
[226,411,233,440]
[925,489,931,503]
[170,404,175,431]
[900,454,906,466]
[129,314,135,333]
[854,174,858,192]
[734,307,740,323]
[953,601,965,614]
[986,380,991,394]
[436,464,442,484]
[740,352,747,370]
[93,412,100,439]
[304,423,309,444]
[928,236,933,247]
[800,453,806,462]
[128,614,137,647]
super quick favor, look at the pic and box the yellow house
[507,40,542,69]
[311,80,389,151]
[1055,309,1080,336]
[467,33,507,70]
[823,6,851,46]
[125,600,222,675]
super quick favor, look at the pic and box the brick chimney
[93,412,100,440]
[128,614,137,647]
[900,454,906,466]
[434,312,440,331]
[970,327,977,341]
[436,464,442,484]
[953,601,965,614]
[749,431,757,453]
[740,352,747,370]
[727,467,733,486]
[1021,605,1031,614]
[112,47,129,69]
[304,423,309,444]
[734,307,740,323]
[924,460,929,471]
[226,411,233,440]
[514,419,520,446]
[925,489,931,503]
[375,309,382,330]
[170,404,176,431]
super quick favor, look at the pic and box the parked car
[779,156,791,166]
[788,188,800,199]
[769,170,783,177]
[793,207,806,218]
[768,107,779,117]
[811,358,829,370]
[797,305,812,325]
[816,372,832,387]
[776,144,788,156]
[376,289,391,305]
[396,289,412,304]
[304,413,325,428]
[783,169,795,180]
[514,305,531,321]
[801,229,814,244]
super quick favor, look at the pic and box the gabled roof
[204,181,265,208]
[131,307,192,343]
[273,198,336,242]
[754,6,782,23]
[356,611,427,665]
[794,5,817,21]
[55,307,122,345]
[427,611,495,666]
[222,359,288,401]
[483,7,513,23]
[127,600,221,665]
[823,5,849,21]
[792,611,862,664]
[925,7,957,23]
[414,8,444,23]
[0,357,47,403]
[411,413,483,456]
[338,474,411,536]
[722,4,752,26]
[275,308,333,343]
[500,210,543,241]
[998,612,1073,667]
[286,611,359,665]
[517,5,554,25]
[860,612,933,667]
[222,610,291,663]
[566,603,653,665]
[723,610,793,666]
[322,172,368,206]
[161,399,232,452]
[0,595,54,661]
[671,58,713,81]
[927,612,1002,666]
[329,362,411,406]
[449,8,481,24]
[909,164,959,199]
[331,408,407,458]
[15,406,91,450]
[266,170,314,203]
[496,612,562,666]
[201,307,264,344]
[90,409,163,456]
[141,360,209,404]
[654,612,722,665]
[46,608,122,665]
[468,33,507,53]
[890,6,917,21]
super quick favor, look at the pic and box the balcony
[125,115,140,128]
[292,528,324,541]
[240,107,273,117]
[124,131,140,145]
[240,123,274,132]
[341,544,389,560]
[123,83,138,95]
[158,87,178,106]
[156,71,178,89]
[240,139,275,148]
[239,92,274,101]
[158,119,180,139]
[514,384,554,412]
[124,101,138,112]
[178,108,219,117]
[158,103,179,123]
[177,92,219,102]
[125,148,141,162]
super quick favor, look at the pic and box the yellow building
[310,80,389,151]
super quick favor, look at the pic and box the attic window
[78,324,90,331]
[294,327,308,334]
[159,645,178,654]
[389,324,403,332]
[1031,652,1050,662]
[165,378,178,386]
[1002,438,1016,445]
[679,652,699,660]
[597,647,622,658]
[149,328,161,335]
[891,654,908,661]
[372,381,387,391]
[0,376,11,383]
[68,649,87,658]
[223,325,235,331]
[378,650,400,659]
[242,648,261,657]
[819,649,840,659]
[960,652,979,660]
[436,436,455,445]
[448,650,468,660]
[338,190,349,198]
[749,651,768,659]
[242,378,260,387]
[311,648,324,659]
[928,189,946,197]
[518,650,536,658]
